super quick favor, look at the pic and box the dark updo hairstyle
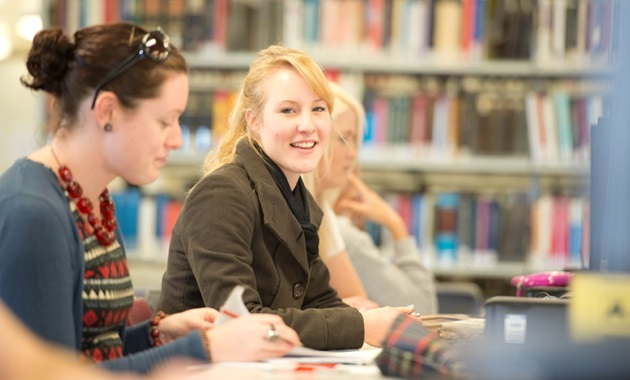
[20,22,188,133]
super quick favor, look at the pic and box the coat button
[292,283,305,299]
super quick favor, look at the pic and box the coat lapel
[235,140,322,275]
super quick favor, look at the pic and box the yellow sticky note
[570,273,630,342]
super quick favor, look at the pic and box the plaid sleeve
[375,315,465,379]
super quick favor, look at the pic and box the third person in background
[311,81,437,314]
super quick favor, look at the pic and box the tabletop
[183,362,398,379]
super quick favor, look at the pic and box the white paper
[215,285,382,365]
[215,285,249,325]
[278,346,382,365]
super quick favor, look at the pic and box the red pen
[221,309,239,319]
[294,363,337,372]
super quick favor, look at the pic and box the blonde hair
[329,81,366,150]
[304,82,367,260]
[313,81,366,206]
[202,44,334,175]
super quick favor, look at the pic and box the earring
[104,123,113,132]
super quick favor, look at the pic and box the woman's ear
[246,109,259,135]
[93,91,118,131]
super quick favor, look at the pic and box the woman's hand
[335,175,409,240]
[361,305,417,347]
[343,295,380,311]
[158,308,219,344]
[208,313,301,362]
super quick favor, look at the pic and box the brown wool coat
[157,140,364,350]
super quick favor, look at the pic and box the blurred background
[0,0,618,303]
[0,0,45,173]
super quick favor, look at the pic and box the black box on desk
[484,296,570,347]
[467,295,630,379]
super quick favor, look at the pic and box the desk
[183,363,397,379]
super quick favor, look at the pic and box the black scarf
[258,145,320,265]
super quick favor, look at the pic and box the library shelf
[47,0,613,286]
[358,147,589,176]
[433,262,528,280]
[185,52,613,78]
[167,150,589,177]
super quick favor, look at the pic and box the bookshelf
[184,51,613,77]
[168,149,589,176]
[45,0,616,282]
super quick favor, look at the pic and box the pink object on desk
[511,271,575,297]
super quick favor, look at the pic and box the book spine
[213,0,228,52]
[553,92,574,162]
[367,0,385,51]
[552,0,567,59]
[564,0,579,60]
[433,0,462,59]
[568,197,583,268]
[435,192,459,267]
[137,196,158,260]
[283,0,304,49]
[373,96,389,145]
[530,194,553,270]
[410,92,429,147]
[472,0,487,60]
[550,196,569,267]
[542,94,559,163]
[411,193,424,248]
[111,188,141,254]
[363,89,377,145]
[536,0,553,62]
[460,0,475,59]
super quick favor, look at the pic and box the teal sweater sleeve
[0,181,84,351]
[0,159,209,374]
[103,329,209,374]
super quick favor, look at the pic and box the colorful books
[111,189,183,260]
[49,0,616,64]
[360,189,587,271]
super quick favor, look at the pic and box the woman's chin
[123,172,158,187]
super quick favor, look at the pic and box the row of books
[364,88,531,157]
[182,87,237,143]
[536,0,617,64]
[48,0,617,64]
[177,74,606,164]
[365,191,589,270]
[530,194,588,270]
[110,185,587,272]
[48,0,281,53]
[362,78,605,164]
[525,91,605,165]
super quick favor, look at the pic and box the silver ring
[411,312,422,317]
[265,324,280,342]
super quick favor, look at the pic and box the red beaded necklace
[51,146,117,247]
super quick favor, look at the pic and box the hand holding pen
[207,313,302,362]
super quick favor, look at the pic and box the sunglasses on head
[90,27,171,109]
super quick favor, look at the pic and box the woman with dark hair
[0,23,299,374]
